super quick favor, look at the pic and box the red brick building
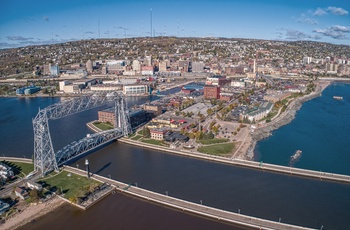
[98,110,116,126]
[150,128,169,140]
[204,85,220,99]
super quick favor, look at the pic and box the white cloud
[284,29,321,40]
[297,15,318,25]
[7,36,34,41]
[313,8,327,16]
[312,6,348,16]
[327,7,348,16]
[313,25,350,40]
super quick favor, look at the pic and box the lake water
[254,82,350,175]
[1,84,350,229]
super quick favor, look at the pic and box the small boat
[289,150,302,166]
[291,150,302,160]
[333,96,343,100]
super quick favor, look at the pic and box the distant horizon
[1,35,349,51]
[1,0,349,49]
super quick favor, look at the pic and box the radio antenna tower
[98,19,100,39]
[150,8,153,37]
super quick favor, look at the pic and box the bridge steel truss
[33,92,132,176]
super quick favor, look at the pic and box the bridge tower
[33,92,131,177]
[33,109,59,175]
[115,95,132,136]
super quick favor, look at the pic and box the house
[0,199,10,215]
[27,181,43,191]
[15,187,29,200]
[164,131,189,143]
[150,128,169,140]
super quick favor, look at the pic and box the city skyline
[1,0,350,49]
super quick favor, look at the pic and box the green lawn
[197,143,235,155]
[39,170,101,200]
[93,121,114,131]
[1,161,34,176]
[141,139,164,145]
[131,135,143,141]
[198,138,229,145]
[137,130,144,136]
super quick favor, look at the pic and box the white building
[192,62,204,73]
[132,60,141,72]
[231,81,245,88]
[90,84,122,91]
[242,102,273,122]
[123,84,149,95]
[303,57,312,64]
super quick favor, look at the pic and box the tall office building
[159,61,168,71]
[191,62,204,73]
[50,64,59,76]
[86,60,93,73]
[144,56,152,66]
[303,57,312,64]
[132,60,141,72]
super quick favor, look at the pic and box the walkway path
[65,166,314,230]
[119,138,350,184]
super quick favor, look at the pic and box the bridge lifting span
[33,92,131,176]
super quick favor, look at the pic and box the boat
[290,150,302,161]
[289,150,302,166]
[333,96,343,100]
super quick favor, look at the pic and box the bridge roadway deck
[64,166,312,230]
[119,138,350,184]
[0,157,33,164]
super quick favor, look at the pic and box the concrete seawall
[64,166,313,230]
[0,157,33,164]
[118,138,350,184]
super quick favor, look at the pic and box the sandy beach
[1,197,65,230]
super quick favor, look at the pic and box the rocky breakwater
[248,86,324,158]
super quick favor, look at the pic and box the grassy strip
[131,135,143,141]
[141,139,164,146]
[93,121,114,131]
[39,170,101,200]
[137,130,144,136]
[197,143,235,155]
[198,138,229,145]
[1,160,34,176]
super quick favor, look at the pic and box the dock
[64,166,314,230]
[119,138,350,184]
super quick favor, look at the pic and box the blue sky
[1,0,349,48]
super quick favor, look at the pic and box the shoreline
[0,196,65,230]
[248,80,332,159]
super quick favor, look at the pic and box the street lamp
[85,159,90,178]
[200,200,202,205]
[238,208,240,214]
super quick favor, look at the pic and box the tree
[29,189,40,202]
[188,132,195,139]
[142,127,151,138]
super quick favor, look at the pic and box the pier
[64,166,313,230]
[119,138,350,184]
